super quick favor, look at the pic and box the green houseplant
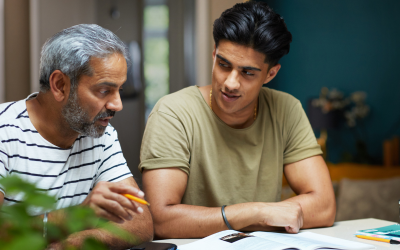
[0,175,135,250]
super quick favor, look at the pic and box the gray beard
[61,89,115,138]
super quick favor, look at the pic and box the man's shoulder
[260,87,301,113]
[0,100,31,141]
[260,87,300,104]
[0,99,26,124]
[151,86,204,116]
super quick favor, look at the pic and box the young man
[0,24,153,249]
[140,2,336,239]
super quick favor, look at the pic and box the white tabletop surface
[155,218,399,249]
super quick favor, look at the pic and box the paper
[178,230,375,250]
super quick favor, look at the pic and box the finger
[108,182,145,198]
[285,225,299,234]
[105,191,140,212]
[93,205,125,224]
[92,182,141,211]
[92,195,133,221]
[127,199,144,214]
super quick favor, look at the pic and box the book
[178,230,375,250]
[356,224,400,240]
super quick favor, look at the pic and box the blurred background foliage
[0,175,132,250]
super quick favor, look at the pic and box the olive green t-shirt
[139,86,322,207]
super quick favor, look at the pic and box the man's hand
[81,181,145,223]
[46,178,153,249]
[256,201,304,233]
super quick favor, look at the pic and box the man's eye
[100,90,109,94]
[243,70,254,76]
[219,62,229,68]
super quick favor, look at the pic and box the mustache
[94,109,115,121]
[222,87,239,95]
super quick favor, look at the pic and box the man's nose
[224,70,240,91]
[106,92,123,112]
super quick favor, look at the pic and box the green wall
[256,0,400,164]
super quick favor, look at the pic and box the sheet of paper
[178,230,297,250]
[270,232,374,250]
[178,231,375,250]
[252,232,330,250]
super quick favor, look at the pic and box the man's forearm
[63,218,153,250]
[152,202,297,239]
[152,191,332,238]
[239,192,335,232]
[152,203,264,239]
[285,191,336,228]
[45,205,153,249]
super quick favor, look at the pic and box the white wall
[195,0,243,87]
[30,0,96,93]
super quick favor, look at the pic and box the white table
[155,218,398,249]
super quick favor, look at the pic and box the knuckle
[91,196,101,205]
[91,188,103,196]
[97,210,111,220]
[109,201,119,210]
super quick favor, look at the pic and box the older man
[0,24,152,248]
[140,2,335,239]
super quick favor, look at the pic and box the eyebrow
[216,54,261,72]
[95,82,121,88]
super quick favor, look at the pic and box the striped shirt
[0,93,133,215]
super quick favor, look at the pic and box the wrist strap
[43,212,48,238]
[221,205,233,230]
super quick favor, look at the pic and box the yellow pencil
[123,194,150,206]
[356,235,390,243]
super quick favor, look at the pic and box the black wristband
[221,205,233,230]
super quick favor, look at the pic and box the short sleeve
[283,101,322,164]
[94,127,133,184]
[139,111,190,175]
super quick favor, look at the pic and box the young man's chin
[217,100,243,115]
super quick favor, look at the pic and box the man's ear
[212,44,216,60]
[264,64,281,84]
[49,70,70,102]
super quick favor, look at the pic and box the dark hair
[213,1,292,66]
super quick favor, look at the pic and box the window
[143,0,169,120]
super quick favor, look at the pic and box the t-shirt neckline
[194,86,261,131]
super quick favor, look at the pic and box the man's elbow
[127,209,154,244]
[138,213,154,242]
[139,219,154,242]
[319,198,336,227]
[325,201,336,227]
[304,195,336,228]
[153,216,174,239]
[151,208,181,239]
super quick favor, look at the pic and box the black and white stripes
[0,94,132,215]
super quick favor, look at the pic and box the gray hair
[39,24,130,92]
